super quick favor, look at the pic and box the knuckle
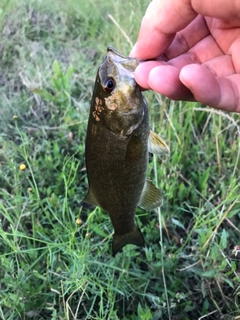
[175,32,190,52]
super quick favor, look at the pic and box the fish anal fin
[112,225,144,256]
[139,180,162,211]
[83,189,99,207]
[148,130,170,156]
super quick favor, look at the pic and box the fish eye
[103,77,115,93]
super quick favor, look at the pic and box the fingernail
[129,43,137,57]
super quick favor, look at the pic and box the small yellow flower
[68,132,73,140]
[13,115,18,120]
[75,218,82,225]
[28,187,32,192]
[85,232,90,238]
[19,164,26,171]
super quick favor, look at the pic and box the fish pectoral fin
[83,189,99,207]
[112,225,144,256]
[139,180,162,210]
[148,130,170,156]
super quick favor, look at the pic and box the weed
[0,0,239,319]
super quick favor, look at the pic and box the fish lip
[107,45,132,61]
[106,46,139,72]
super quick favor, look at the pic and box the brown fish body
[87,99,148,212]
[84,47,167,255]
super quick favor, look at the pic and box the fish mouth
[106,46,139,72]
[98,46,139,90]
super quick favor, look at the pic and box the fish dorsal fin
[83,189,99,207]
[139,180,162,210]
[148,130,170,156]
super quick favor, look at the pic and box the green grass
[0,0,240,319]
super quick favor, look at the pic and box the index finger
[130,0,240,60]
[130,0,197,59]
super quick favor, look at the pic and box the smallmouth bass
[83,46,169,256]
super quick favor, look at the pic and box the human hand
[130,0,240,113]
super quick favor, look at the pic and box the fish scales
[86,104,149,231]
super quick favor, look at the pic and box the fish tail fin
[112,225,144,256]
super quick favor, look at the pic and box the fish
[83,46,169,256]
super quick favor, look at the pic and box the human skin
[130,0,240,113]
